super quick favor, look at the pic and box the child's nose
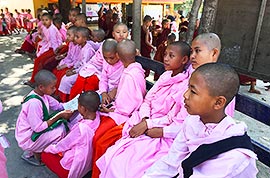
[183,89,189,99]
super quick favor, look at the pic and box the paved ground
[0,33,57,178]
[0,33,269,177]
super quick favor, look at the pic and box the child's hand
[66,69,75,76]
[59,110,73,120]
[145,127,163,138]
[55,45,63,55]
[99,104,115,113]
[129,119,148,138]
[108,88,117,101]
[101,92,111,105]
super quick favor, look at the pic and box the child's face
[66,30,75,42]
[75,32,86,46]
[184,72,216,117]
[39,80,57,95]
[74,18,84,27]
[69,11,77,24]
[103,51,119,65]
[42,16,52,28]
[112,25,128,42]
[190,39,217,69]
[162,22,170,29]
[163,45,187,73]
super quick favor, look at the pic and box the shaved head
[78,91,100,112]
[194,63,239,105]
[34,70,56,87]
[117,39,136,61]
[92,29,105,42]
[113,22,128,31]
[193,33,221,52]
[77,27,91,39]
[102,38,118,53]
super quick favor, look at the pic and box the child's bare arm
[145,127,163,138]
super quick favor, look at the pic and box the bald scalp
[78,91,100,112]
[113,22,128,31]
[194,63,239,105]
[102,38,118,53]
[77,27,91,39]
[117,39,136,61]
[76,13,87,23]
[92,29,105,42]
[193,33,221,52]
[34,70,56,87]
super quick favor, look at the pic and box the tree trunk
[132,0,142,50]
[186,0,203,44]
[58,0,71,24]
[199,0,219,34]
[81,0,86,14]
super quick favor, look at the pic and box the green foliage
[174,0,194,13]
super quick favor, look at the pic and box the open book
[63,94,80,111]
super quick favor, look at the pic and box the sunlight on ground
[0,123,15,134]
[4,96,24,109]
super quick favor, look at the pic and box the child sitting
[96,41,191,178]
[15,70,73,166]
[74,13,88,28]
[65,8,80,29]
[42,91,101,178]
[92,39,146,178]
[189,32,235,117]
[153,33,176,81]
[99,39,124,106]
[53,26,80,91]
[143,63,258,178]
[25,13,62,87]
[58,27,95,102]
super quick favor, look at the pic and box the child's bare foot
[248,89,261,94]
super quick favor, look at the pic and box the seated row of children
[15,20,258,178]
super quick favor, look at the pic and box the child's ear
[213,96,226,110]
[116,52,120,59]
[212,48,220,60]
[181,56,189,65]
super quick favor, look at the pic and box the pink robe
[58,42,80,68]
[44,113,100,178]
[0,100,8,178]
[88,40,103,51]
[98,60,124,94]
[187,64,236,117]
[107,62,146,125]
[90,45,104,73]
[0,145,7,178]
[15,91,66,153]
[58,43,95,94]
[36,23,62,57]
[143,115,258,178]
[97,70,190,178]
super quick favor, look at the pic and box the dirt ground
[0,33,269,178]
